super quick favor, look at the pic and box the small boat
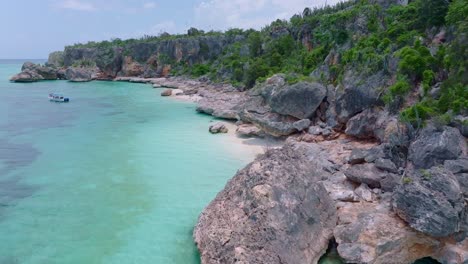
[48,93,69,102]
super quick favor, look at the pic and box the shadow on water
[0,175,38,219]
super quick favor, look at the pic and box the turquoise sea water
[0,60,258,263]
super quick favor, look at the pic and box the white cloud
[56,0,97,11]
[194,0,341,30]
[143,2,157,9]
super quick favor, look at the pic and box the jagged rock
[380,172,401,192]
[262,80,327,119]
[452,115,468,137]
[344,163,388,188]
[10,62,58,82]
[65,67,93,82]
[209,122,228,134]
[9,69,44,82]
[354,183,374,202]
[194,142,337,264]
[160,89,172,96]
[334,201,464,264]
[408,126,467,169]
[445,159,468,174]
[335,70,386,124]
[457,173,468,196]
[121,56,144,77]
[375,158,398,173]
[240,111,310,137]
[236,124,264,138]
[345,108,399,142]
[392,167,466,237]
[308,125,323,135]
[47,51,64,67]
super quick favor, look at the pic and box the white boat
[48,93,69,102]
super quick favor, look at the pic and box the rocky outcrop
[47,51,64,67]
[236,124,264,138]
[392,167,466,237]
[334,200,466,264]
[408,126,467,169]
[160,89,172,96]
[9,62,58,82]
[344,108,399,142]
[121,56,144,77]
[240,111,311,137]
[343,163,389,188]
[194,142,337,264]
[65,67,94,82]
[261,75,327,119]
[334,70,387,124]
[9,69,44,82]
[209,122,228,134]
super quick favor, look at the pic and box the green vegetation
[64,0,467,127]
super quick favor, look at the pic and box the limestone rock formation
[65,67,94,82]
[209,122,228,134]
[194,142,337,264]
[261,77,327,119]
[160,89,172,96]
[408,126,467,169]
[392,167,466,237]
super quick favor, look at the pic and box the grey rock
[194,142,337,264]
[452,115,468,137]
[409,126,467,169]
[47,51,64,67]
[308,126,323,135]
[375,158,398,174]
[261,77,327,119]
[345,108,399,142]
[240,111,310,137]
[344,163,387,188]
[160,89,172,96]
[65,67,93,82]
[335,70,386,124]
[9,69,44,82]
[444,159,468,174]
[236,124,264,138]
[209,122,228,134]
[380,173,400,192]
[355,183,374,202]
[392,167,465,237]
[457,173,468,196]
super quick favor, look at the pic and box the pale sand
[156,86,284,159]
[218,121,284,159]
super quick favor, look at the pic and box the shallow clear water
[0,60,257,263]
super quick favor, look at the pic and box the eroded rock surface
[194,142,337,264]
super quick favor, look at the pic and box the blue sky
[0,0,339,59]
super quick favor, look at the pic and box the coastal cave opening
[413,257,441,264]
[318,238,344,264]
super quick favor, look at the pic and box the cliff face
[53,35,238,79]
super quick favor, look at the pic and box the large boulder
[334,70,387,124]
[10,62,58,82]
[261,77,327,119]
[408,126,467,169]
[194,142,337,264]
[392,167,466,237]
[47,51,64,67]
[240,111,311,137]
[345,108,399,142]
[65,67,93,82]
[334,201,465,264]
[209,122,228,134]
[9,70,44,82]
[343,163,388,188]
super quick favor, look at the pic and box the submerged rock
[194,142,337,264]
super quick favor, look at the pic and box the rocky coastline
[10,61,468,263]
